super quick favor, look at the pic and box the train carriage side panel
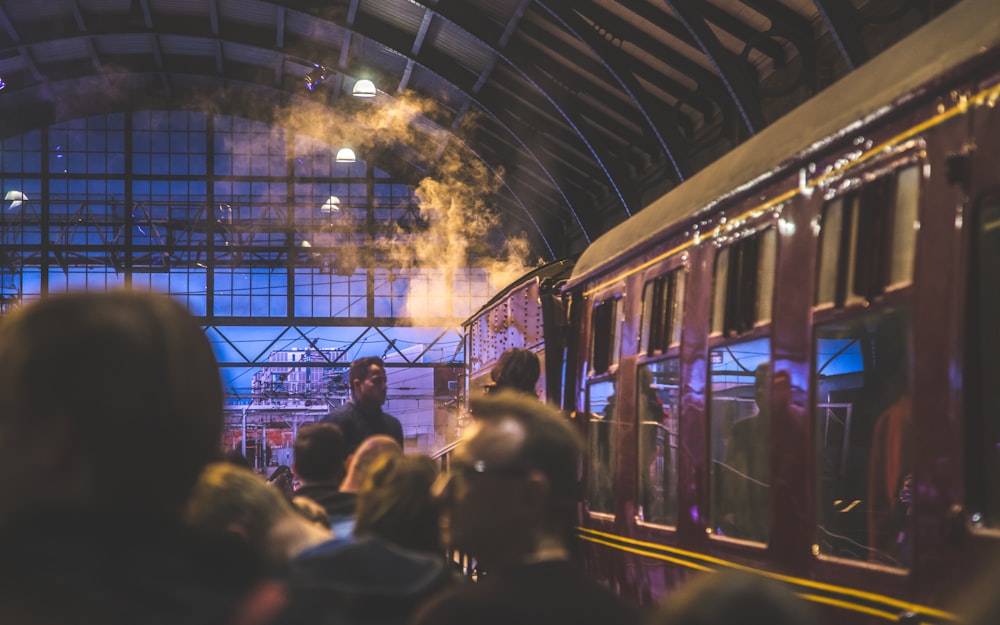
[564,1,1000,623]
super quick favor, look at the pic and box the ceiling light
[4,189,26,210]
[304,64,330,92]
[321,196,341,212]
[336,148,356,163]
[352,79,376,97]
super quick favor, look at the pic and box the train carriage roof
[568,0,1000,288]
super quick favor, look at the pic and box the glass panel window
[586,379,618,514]
[637,358,680,525]
[639,268,685,356]
[590,297,622,376]
[711,247,729,335]
[711,228,776,337]
[815,165,919,308]
[889,166,920,287]
[814,307,912,567]
[709,336,771,542]
[816,198,844,307]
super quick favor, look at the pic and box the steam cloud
[271,89,538,322]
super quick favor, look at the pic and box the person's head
[0,290,223,525]
[293,422,347,486]
[646,570,815,625]
[341,434,403,493]
[223,448,253,470]
[355,454,441,555]
[349,356,387,408]
[434,390,582,567]
[185,462,331,570]
[488,348,540,396]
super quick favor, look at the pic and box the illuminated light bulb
[321,196,341,212]
[352,79,376,97]
[336,148,356,163]
[4,189,27,210]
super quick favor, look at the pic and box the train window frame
[706,221,778,545]
[584,290,624,518]
[636,262,686,529]
[811,306,914,569]
[710,226,777,338]
[639,266,686,357]
[814,156,923,311]
[705,334,775,549]
[589,295,623,377]
[810,155,923,568]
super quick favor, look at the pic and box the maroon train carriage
[465,0,1000,623]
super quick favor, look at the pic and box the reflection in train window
[637,359,680,526]
[709,336,771,542]
[587,379,618,515]
[711,227,776,337]
[590,297,622,376]
[972,196,1000,528]
[813,307,912,567]
[815,165,920,308]
[639,269,685,356]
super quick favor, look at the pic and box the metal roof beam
[411,0,635,217]
[811,0,869,70]
[662,0,765,135]
[537,2,692,181]
[0,5,19,41]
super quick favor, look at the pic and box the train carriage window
[590,297,622,376]
[709,337,771,542]
[816,165,920,308]
[640,269,685,356]
[637,358,681,526]
[586,295,623,515]
[587,379,618,515]
[711,228,776,337]
[971,195,1000,528]
[813,308,912,567]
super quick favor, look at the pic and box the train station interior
[0,0,960,463]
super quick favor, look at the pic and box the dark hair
[468,391,582,527]
[294,422,347,483]
[350,356,385,389]
[489,348,540,395]
[224,448,253,470]
[0,290,224,520]
[354,453,441,554]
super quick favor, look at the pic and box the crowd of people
[6,290,993,625]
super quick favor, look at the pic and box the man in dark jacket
[322,357,403,454]
[411,391,639,625]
